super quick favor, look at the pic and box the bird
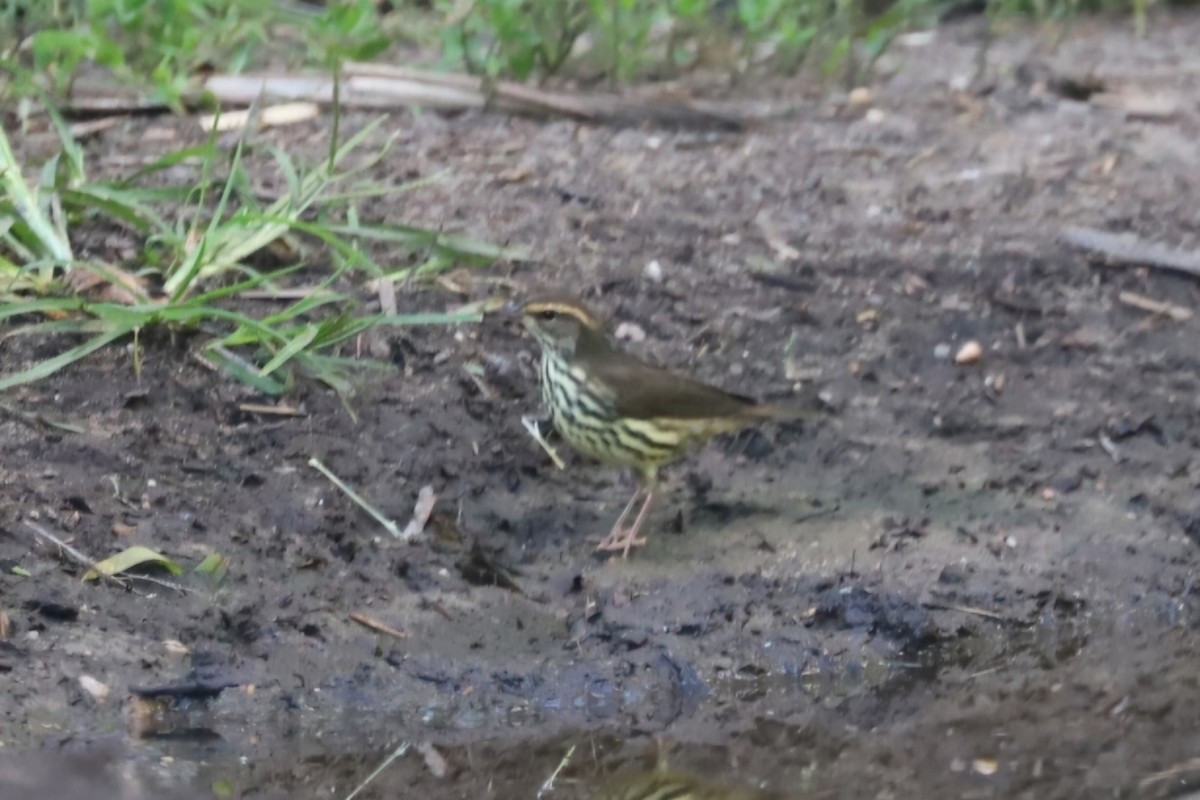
[511,292,820,557]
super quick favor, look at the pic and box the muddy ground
[3,12,1200,800]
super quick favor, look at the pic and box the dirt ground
[4,12,1200,800]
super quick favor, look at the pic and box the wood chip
[400,485,437,541]
[197,101,320,132]
[1090,90,1179,121]
[377,275,398,316]
[79,674,110,702]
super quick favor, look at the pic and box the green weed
[0,109,514,397]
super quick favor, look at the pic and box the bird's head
[512,293,605,356]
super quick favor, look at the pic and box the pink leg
[595,488,656,558]
[594,487,644,553]
[611,489,643,535]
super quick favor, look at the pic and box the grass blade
[259,323,319,377]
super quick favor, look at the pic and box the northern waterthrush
[512,293,817,557]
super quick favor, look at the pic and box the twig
[349,612,407,640]
[536,744,576,799]
[130,575,191,594]
[308,457,403,538]
[1117,290,1192,321]
[922,602,1006,620]
[23,520,128,589]
[237,402,306,417]
[240,287,337,300]
[1140,757,1200,788]
[67,116,124,140]
[522,415,566,470]
[794,506,838,525]
[1060,226,1200,280]
[202,65,750,131]
[343,741,411,800]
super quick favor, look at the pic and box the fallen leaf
[84,546,183,581]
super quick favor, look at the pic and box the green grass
[434,0,1155,85]
[0,105,517,399]
[2,0,398,107]
[1,0,1162,101]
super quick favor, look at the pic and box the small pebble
[934,343,952,360]
[848,86,874,106]
[644,259,664,283]
[613,322,646,343]
[955,340,982,364]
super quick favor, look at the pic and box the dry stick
[922,602,1006,621]
[343,741,411,800]
[1060,225,1200,280]
[349,611,407,640]
[240,287,337,301]
[202,66,749,131]
[1117,290,1192,321]
[536,744,576,799]
[237,403,306,417]
[308,457,403,539]
[1140,757,1200,788]
[25,522,190,594]
[522,415,566,470]
[23,520,128,590]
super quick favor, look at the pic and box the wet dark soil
[3,13,1200,800]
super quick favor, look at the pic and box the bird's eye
[539,310,558,321]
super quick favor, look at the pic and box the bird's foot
[594,527,648,558]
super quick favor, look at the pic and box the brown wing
[576,327,760,420]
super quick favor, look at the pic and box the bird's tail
[744,402,830,423]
